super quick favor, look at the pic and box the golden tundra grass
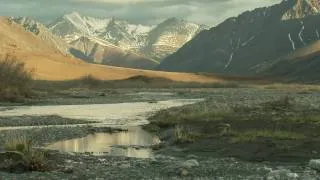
[4,131,30,152]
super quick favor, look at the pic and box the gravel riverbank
[0,151,319,179]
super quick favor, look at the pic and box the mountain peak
[281,0,320,20]
[11,16,42,35]
[64,11,82,18]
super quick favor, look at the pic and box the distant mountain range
[0,17,217,82]
[47,12,207,68]
[8,13,206,70]
[69,36,159,69]
[158,0,320,82]
[4,0,320,82]
[11,17,71,56]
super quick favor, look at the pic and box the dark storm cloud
[0,0,281,25]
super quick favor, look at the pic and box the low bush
[0,54,33,102]
[3,131,48,172]
[78,74,103,88]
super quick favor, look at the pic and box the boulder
[309,159,320,171]
[181,159,199,169]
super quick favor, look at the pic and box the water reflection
[46,127,160,158]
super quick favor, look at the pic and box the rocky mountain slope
[142,18,208,60]
[0,17,220,82]
[48,12,207,61]
[10,17,71,56]
[157,0,320,77]
[69,36,159,69]
[11,16,157,69]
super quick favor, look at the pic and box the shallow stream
[0,99,202,157]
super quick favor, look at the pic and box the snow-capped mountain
[98,18,153,50]
[11,17,71,56]
[282,0,320,20]
[69,35,159,69]
[158,0,320,78]
[48,12,207,60]
[143,17,207,59]
[48,12,112,42]
[11,15,158,69]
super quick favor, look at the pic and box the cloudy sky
[1,0,281,26]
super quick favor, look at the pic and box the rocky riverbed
[1,151,319,179]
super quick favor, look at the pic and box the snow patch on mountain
[48,12,207,60]
[282,0,320,20]
[11,17,71,56]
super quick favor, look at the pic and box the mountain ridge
[11,15,159,69]
[48,12,208,61]
[10,17,71,56]
[157,0,320,80]
[0,16,223,83]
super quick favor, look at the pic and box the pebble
[119,163,131,169]
[62,166,74,174]
[180,168,189,176]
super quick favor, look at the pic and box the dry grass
[3,131,48,172]
[4,132,29,152]
[149,102,233,127]
[258,83,320,92]
[231,130,306,143]
[174,125,202,143]
[32,75,243,91]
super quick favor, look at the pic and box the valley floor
[0,86,320,179]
